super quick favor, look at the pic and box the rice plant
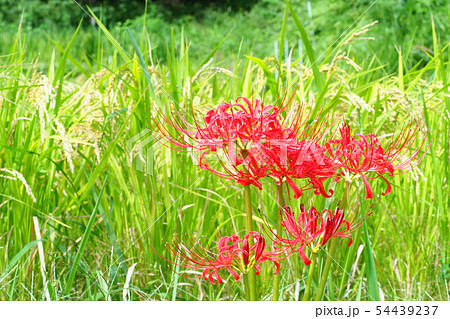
[0,1,448,301]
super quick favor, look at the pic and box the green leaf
[127,28,160,106]
[65,177,108,295]
[247,56,278,98]
[87,7,131,63]
[363,223,380,301]
[0,240,40,283]
[287,0,324,93]
[48,36,90,78]
[53,20,82,114]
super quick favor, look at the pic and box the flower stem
[303,251,317,301]
[272,182,285,301]
[243,184,257,301]
[313,181,351,301]
[341,180,351,209]
[244,184,254,233]
[243,272,251,301]
[314,237,338,301]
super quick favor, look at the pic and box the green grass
[1,0,449,74]
[0,1,448,301]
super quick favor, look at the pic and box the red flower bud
[254,234,266,262]
[242,237,250,266]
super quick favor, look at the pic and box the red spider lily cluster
[165,232,280,284]
[165,204,370,284]
[154,96,426,287]
[152,97,424,198]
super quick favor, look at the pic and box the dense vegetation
[0,0,448,301]
[1,0,449,71]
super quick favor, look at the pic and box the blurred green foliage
[0,0,146,28]
[312,0,450,69]
[0,0,257,29]
[0,0,448,72]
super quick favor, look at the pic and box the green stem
[337,179,352,298]
[314,237,338,301]
[314,181,351,301]
[244,184,254,233]
[243,184,257,301]
[303,252,316,301]
[341,180,351,209]
[272,182,285,301]
[243,273,251,301]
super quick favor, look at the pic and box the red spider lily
[252,139,336,199]
[273,205,371,265]
[152,96,332,191]
[165,232,280,285]
[152,97,293,188]
[325,122,427,198]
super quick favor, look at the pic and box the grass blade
[87,7,131,62]
[286,0,324,93]
[127,28,160,106]
[122,262,138,301]
[0,240,40,283]
[53,20,82,114]
[64,177,108,296]
[363,223,380,301]
[247,56,278,98]
[195,27,234,75]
